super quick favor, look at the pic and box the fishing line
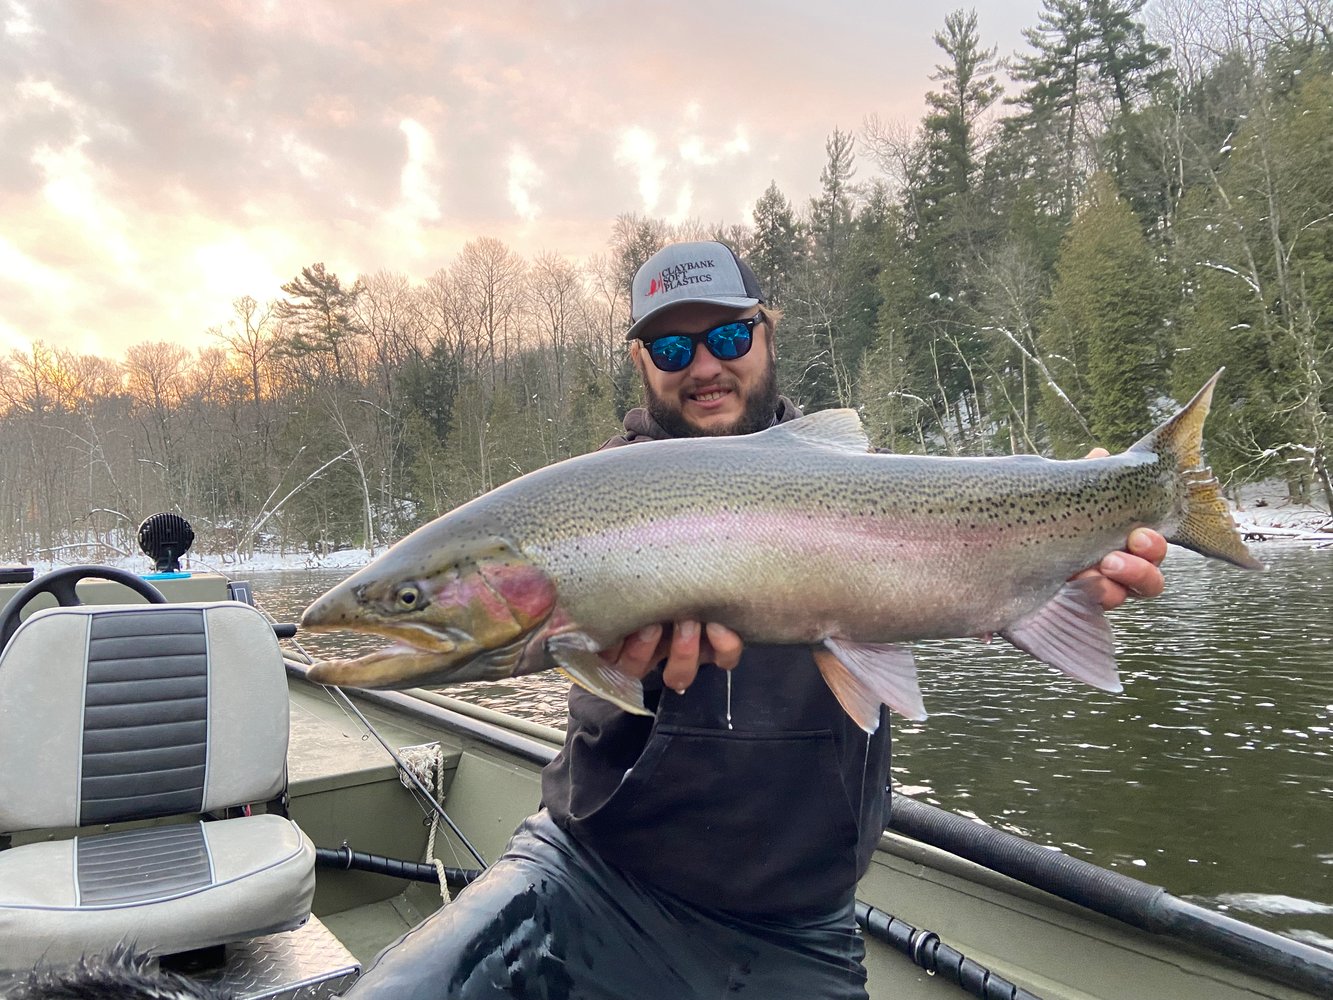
[324,684,489,869]
[250,595,489,869]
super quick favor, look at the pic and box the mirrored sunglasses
[645,314,762,373]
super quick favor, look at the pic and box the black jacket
[541,401,892,916]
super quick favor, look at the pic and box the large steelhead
[301,371,1260,731]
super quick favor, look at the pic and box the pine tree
[1038,173,1166,454]
[273,263,361,381]
[784,130,862,410]
[808,129,858,268]
[1009,0,1169,214]
[1169,54,1333,505]
[873,10,1003,451]
[1085,0,1169,116]
[919,8,1003,233]
[749,181,804,308]
[1011,0,1098,216]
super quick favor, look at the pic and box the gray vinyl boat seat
[0,601,316,970]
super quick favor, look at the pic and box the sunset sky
[2,0,1045,358]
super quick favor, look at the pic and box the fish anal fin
[815,639,925,732]
[1000,578,1121,692]
[547,634,650,717]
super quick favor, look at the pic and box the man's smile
[690,386,733,404]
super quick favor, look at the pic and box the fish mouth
[306,643,460,689]
[302,616,460,655]
[304,630,532,690]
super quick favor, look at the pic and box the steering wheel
[0,565,169,651]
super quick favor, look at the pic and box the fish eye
[395,585,421,609]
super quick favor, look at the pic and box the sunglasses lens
[648,335,694,372]
[646,317,758,372]
[706,321,753,360]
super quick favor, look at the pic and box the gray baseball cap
[626,241,765,341]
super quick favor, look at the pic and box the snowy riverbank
[17,482,1332,578]
[1228,481,1333,541]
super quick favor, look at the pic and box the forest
[2,0,1330,562]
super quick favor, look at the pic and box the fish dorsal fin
[765,409,870,454]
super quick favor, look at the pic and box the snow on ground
[16,481,1331,577]
[1228,480,1333,541]
[22,546,377,577]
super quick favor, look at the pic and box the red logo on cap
[648,278,660,296]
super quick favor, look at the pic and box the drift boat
[0,556,1329,999]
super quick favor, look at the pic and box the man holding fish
[332,241,1187,998]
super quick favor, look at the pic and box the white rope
[398,743,453,903]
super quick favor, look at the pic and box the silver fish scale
[478,436,1168,538]
[440,430,1180,648]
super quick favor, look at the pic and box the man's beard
[644,355,780,438]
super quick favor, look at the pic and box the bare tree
[453,238,526,387]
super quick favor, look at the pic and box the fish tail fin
[1131,368,1263,570]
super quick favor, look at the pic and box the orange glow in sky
[1,1,1039,358]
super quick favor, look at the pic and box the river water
[250,541,1333,949]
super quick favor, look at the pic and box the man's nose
[686,341,723,378]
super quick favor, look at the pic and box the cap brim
[625,296,762,341]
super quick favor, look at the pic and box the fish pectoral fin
[547,635,651,717]
[814,639,925,732]
[1000,578,1121,692]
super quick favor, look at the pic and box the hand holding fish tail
[1075,526,1167,610]
[1059,446,1169,611]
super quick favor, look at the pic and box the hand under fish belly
[301,371,1260,733]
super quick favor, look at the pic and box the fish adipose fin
[814,639,926,732]
[547,634,651,717]
[1130,368,1263,570]
[1000,578,1120,692]
[766,408,871,454]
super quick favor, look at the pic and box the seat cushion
[0,602,291,833]
[0,815,315,970]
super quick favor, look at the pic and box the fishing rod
[255,602,489,870]
[320,681,489,869]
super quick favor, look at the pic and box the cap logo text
[648,259,717,296]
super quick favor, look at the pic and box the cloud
[0,0,1036,358]
[0,317,32,353]
[279,133,330,182]
[615,127,666,213]
[16,77,74,112]
[32,137,140,278]
[665,183,694,226]
[506,146,543,222]
[4,0,36,39]
[679,126,751,167]
[396,117,442,226]
[0,234,71,296]
[192,231,295,310]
